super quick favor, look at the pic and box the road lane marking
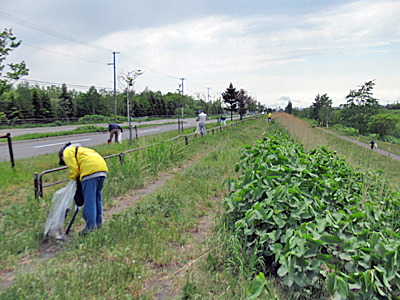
[33,138,92,148]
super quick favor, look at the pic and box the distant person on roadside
[59,142,108,234]
[268,112,272,122]
[220,115,226,126]
[108,123,123,143]
[197,109,207,136]
[370,140,375,149]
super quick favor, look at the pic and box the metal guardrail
[33,117,255,198]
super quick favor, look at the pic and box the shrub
[331,124,358,135]
[381,135,400,144]
[75,125,107,132]
[78,115,108,123]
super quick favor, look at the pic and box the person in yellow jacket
[268,112,272,122]
[58,142,108,234]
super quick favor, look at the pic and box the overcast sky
[1,0,399,109]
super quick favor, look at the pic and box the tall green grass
[1,117,274,299]
[275,112,400,188]
[3,114,400,299]
[0,120,251,271]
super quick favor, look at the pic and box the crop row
[225,131,400,299]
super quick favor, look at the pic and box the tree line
[0,29,266,123]
[0,82,221,121]
[289,80,400,139]
[0,81,266,122]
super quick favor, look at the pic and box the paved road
[321,129,400,161]
[0,117,226,161]
[0,118,192,137]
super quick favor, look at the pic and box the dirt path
[320,128,400,161]
[0,144,224,297]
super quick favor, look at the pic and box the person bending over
[59,143,108,234]
[108,123,123,143]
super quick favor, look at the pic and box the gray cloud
[1,0,399,108]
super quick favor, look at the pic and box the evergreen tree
[222,82,239,121]
[58,84,74,118]
[41,91,53,118]
[15,82,32,119]
[32,89,42,119]
[285,101,293,114]
[5,91,21,119]
[148,93,156,116]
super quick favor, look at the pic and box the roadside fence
[0,133,15,168]
[34,116,258,199]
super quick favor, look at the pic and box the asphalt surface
[0,117,222,161]
[321,129,400,161]
[0,118,188,137]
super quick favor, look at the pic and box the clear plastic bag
[44,181,76,239]
[195,122,200,134]
[118,132,123,143]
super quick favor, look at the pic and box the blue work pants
[82,176,105,232]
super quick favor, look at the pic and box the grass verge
[4,113,398,299]
[1,117,279,300]
[1,122,179,142]
[274,112,400,188]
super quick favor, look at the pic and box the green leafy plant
[226,131,400,299]
[247,272,278,300]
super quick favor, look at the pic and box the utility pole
[207,87,210,116]
[108,52,120,122]
[180,78,185,119]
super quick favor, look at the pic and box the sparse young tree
[0,29,29,99]
[236,89,254,120]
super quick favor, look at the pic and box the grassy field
[1,116,279,299]
[275,112,400,189]
[321,127,400,157]
[2,113,399,299]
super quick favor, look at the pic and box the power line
[23,44,108,66]
[185,80,209,90]
[0,10,219,98]
[0,11,113,52]
[120,53,180,80]
[18,78,112,90]
[120,53,211,90]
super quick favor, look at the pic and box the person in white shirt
[197,109,207,136]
